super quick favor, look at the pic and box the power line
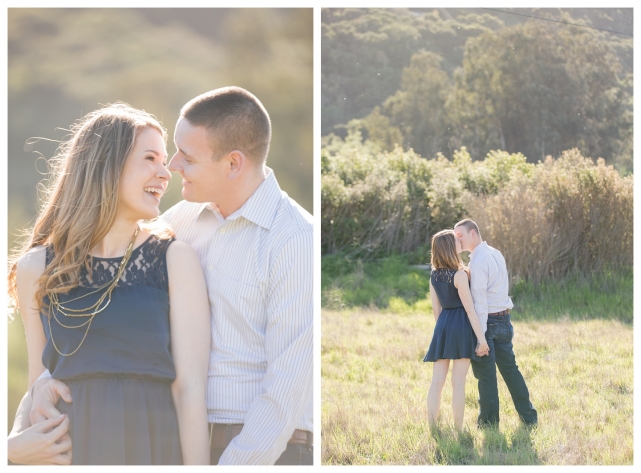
[482,8,633,37]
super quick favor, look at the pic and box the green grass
[321,257,633,465]
[322,254,633,323]
[322,254,431,310]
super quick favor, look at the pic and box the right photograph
[321,8,632,466]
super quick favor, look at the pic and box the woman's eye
[146,156,155,161]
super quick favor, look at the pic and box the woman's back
[430,268,464,309]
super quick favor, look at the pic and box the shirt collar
[197,168,282,230]
[469,240,488,260]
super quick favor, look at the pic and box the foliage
[448,19,632,168]
[322,8,633,173]
[322,133,632,284]
[469,150,633,284]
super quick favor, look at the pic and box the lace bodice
[430,268,464,309]
[46,235,173,293]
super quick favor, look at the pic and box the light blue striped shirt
[468,241,514,334]
[161,169,313,465]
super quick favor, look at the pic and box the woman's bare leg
[451,358,471,430]
[427,359,450,426]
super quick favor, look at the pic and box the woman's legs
[451,358,471,430]
[427,359,450,426]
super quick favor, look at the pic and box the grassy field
[321,260,633,465]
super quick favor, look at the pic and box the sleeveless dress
[39,235,183,465]
[423,268,479,362]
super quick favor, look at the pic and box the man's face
[169,117,229,204]
[454,225,473,252]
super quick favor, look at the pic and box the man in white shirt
[454,219,537,428]
[24,87,313,465]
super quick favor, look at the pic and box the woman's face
[118,127,171,221]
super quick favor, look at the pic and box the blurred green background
[7,8,312,433]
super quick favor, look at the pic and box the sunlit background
[7,8,312,432]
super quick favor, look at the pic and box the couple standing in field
[8,87,313,465]
[424,219,538,430]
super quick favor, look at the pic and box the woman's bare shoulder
[16,246,47,279]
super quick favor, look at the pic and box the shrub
[322,132,633,284]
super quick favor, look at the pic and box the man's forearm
[12,392,33,434]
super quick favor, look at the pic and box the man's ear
[227,150,246,179]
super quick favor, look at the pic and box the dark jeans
[470,314,537,426]
[210,443,313,465]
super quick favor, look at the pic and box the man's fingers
[49,435,72,455]
[45,415,70,442]
[51,452,72,465]
[38,405,63,422]
[35,414,67,433]
[51,380,73,403]
[30,410,48,425]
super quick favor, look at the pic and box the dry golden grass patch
[321,309,632,465]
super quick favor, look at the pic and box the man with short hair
[454,219,537,428]
[25,87,313,465]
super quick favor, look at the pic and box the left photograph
[7,8,313,465]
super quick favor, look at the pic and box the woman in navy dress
[9,104,210,464]
[424,229,489,430]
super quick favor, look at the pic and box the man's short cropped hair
[454,218,481,236]
[180,86,271,163]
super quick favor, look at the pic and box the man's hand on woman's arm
[8,392,72,465]
[30,376,73,424]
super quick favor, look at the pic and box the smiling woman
[7,103,211,465]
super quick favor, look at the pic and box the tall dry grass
[469,149,633,284]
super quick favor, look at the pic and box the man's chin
[181,188,201,203]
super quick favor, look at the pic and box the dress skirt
[423,307,478,362]
[56,376,183,465]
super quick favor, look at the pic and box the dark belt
[488,309,510,316]
[209,423,313,449]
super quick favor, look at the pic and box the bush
[470,149,633,283]
[322,132,633,284]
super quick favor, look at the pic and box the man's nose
[168,153,180,172]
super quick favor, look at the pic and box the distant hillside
[322,8,632,171]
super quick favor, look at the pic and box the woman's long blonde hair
[430,229,465,272]
[8,102,168,313]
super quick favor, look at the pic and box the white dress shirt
[160,169,313,465]
[468,241,514,334]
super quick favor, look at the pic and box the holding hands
[8,390,73,465]
[476,339,490,357]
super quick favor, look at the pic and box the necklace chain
[49,226,140,357]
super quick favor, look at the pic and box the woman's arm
[166,241,211,465]
[429,280,442,323]
[16,247,48,388]
[454,270,489,352]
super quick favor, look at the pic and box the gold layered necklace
[48,226,140,357]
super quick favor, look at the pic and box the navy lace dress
[423,268,479,362]
[40,235,183,465]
